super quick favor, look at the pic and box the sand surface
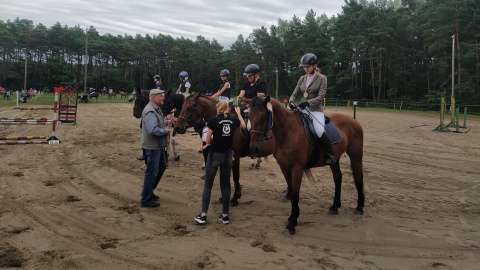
[0,103,479,270]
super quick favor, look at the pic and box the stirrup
[325,154,337,165]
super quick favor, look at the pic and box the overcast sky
[0,0,346,48]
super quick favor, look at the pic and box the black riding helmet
[219,69,230,76]
[299,53,317,67]
[243,64,260,76]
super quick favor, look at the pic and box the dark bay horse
[248,96,365,235]
[133,89,185,161]
[174,92,276,206]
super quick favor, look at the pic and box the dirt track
[1,103,479,270]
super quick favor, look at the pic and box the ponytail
[216,101,230,117]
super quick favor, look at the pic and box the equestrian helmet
[299,53,317,67]
[243,64,260,76]
[153,75,161,79]
[179,71,188,78]
[219,69,230,76]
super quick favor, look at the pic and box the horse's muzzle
[175,126,186,134]
[249,145,262,158]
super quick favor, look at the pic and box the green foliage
[1,1,480,106]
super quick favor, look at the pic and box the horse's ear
[264,96,270,105]
[165,90,171,97]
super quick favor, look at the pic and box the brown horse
[248,96,364,235]
[175,92,276,206]
[108,91,117,100]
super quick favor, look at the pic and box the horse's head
[133,90,149,118]
[175,92,202,134]
[248,96,272,157]
[162,90,184,117]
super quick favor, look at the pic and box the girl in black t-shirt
[238,64,268,104]
[194,102,246,225]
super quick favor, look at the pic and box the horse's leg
[172,131,180,161]
[230,154,241,206]
[286,166,303,235]
[255,157,262,168]
[279,165,293,200]
[351,155,364,215]
[328,162,343,215]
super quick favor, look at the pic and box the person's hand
[237,96,243,103]
[234,106,241,115]
[209,95,214,100]
[288,101,297,110]
[298,101,309,109]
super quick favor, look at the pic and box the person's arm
[289,76,303,104]
[237,89,246,103]
[176,83,181,94]
[144,112,170,136]
[211,82,230,99]
[204,128,213,147]
[234,106,246,130]
[308,74,327,108]
[185,82,191,94]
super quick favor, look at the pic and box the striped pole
[0,118,51,121]
[47,91,60,143]
[0,136,47,140]
[14,107,54,110]
[0,140,49,145]
[0,121,53,125]
[0,119,52,123]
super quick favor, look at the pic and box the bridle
[177,95,202,129]
[249,98,274,144]
[249,97,287,144]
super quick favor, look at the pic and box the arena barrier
[0,136,47,140]
[433,97,450,132]
[0,140,50,145]
[451,107,470,133]
[0,91,61,145]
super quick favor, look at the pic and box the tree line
[0,0,479,106]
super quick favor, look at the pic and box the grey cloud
[0,0,345,47]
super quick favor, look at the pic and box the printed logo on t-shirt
[222,124,231,136]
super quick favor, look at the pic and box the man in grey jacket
[140,89,175,207]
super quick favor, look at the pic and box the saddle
[299,112,342,169]
[299,112,341,145]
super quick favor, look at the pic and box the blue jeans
[201,150,232,214]
[141,148,167,205]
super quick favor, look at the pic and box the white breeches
[301,110,325,137]
[218,96,230,102]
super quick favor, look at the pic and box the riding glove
[288,101,297,110]
[298,101,309,109]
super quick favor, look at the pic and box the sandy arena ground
[0,103,479,270]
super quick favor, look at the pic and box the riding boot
[319,133,337,164]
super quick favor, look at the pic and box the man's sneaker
[218,214,230,224]
[195,214,206,224]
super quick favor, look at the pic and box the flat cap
[149,89,165,97]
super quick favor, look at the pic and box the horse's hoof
[354,209,364,215]
[284,227,295,235]
[174,155,180,161]
[328,208,339,215]
[231,201,239,207]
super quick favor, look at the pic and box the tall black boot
[319,133,337,164]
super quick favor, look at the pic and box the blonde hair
[216,101,230,117]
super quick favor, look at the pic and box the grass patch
[0,93,133,107]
